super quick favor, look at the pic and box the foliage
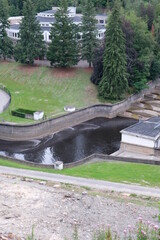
[125,12,154,91]
[81,0,98,67]
[26,227,36,240]
[0,0,13,60]
[14,0,45,64]
[158,202,160,223]
[47,0,79,67]
[91,42,105,85]
[150,52,160,80]
[73,225,79,240]
[7,0,108,16]
[139,3,155,31]
[93,228,113,240]
[98,0,128,100]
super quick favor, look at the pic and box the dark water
[0,117,137,164]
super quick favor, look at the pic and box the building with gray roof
[120,116,160,156]
[7,7,107,43]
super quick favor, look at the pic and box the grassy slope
[0,158,160,188]
[0,62,100,122]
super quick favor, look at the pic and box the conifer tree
[47,0,79,67]
[81,0,97,67]
[0,0,13,60]
[98,0,128,100]
[14,0,45,64]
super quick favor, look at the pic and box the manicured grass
[0,158,160,188]
[0,62,100,122]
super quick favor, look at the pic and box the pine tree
[47,0,79,67]
[0,0,13,60]
[14,0,45,64]
[81,0,98,67]
[98,0,128,100]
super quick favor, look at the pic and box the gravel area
[0,174,159,240]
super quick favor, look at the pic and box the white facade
[7,7,107,43]
[121,133,155,148]
[121,117,160,151]
[7,27,20,40]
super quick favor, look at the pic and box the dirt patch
[0,60,11,65]
[18,65,39,75]
[84,67,93,74]
[51,67,77,79]
[0,174,158,240]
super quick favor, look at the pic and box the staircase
[120,86,160,120]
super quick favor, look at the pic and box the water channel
[0,117,137,164]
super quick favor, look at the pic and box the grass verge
[0,158,160,188]
[0,62,99,123]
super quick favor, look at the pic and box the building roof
[36,16,56,23]
[96,14,108,17]
[9,24,20,30]
[96,24,106,30]
[71,16,82,22]
[121,116,160,140]
[39,10,56,14]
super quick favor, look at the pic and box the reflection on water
[0,117,137,164]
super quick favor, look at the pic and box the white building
[7,7,107,43]
[120,116,160,156]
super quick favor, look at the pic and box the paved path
[0,166,160,198]
[0,89,10,113]
[34,59,89,68]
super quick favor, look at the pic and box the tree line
[7,0,157,16]
[91,0,160,100]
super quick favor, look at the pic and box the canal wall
[1,153,160,170]
[0,78,160,141]
[0,87,11,114]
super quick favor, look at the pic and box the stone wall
[0,78,159,141]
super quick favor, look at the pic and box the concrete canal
[0,117,137,164]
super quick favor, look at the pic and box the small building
[120,116,160,156]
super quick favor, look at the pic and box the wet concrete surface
[0,117,137,164]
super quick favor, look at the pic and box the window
[99,20,104,24]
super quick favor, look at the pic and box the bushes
[71,218,160,240]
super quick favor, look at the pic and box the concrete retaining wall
[0,87,11,114]
[0,79,160,141]
[1,153,160,170]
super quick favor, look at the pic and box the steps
[120,88,160,120]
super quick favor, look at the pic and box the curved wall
[0,79,159,141]
[0,87,11,114]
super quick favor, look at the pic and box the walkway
[0,89,10,114]
[0,166,160,197]
[34,59,89,68]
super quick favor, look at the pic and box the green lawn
[0,158,160,188]
[0,61,100,122]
